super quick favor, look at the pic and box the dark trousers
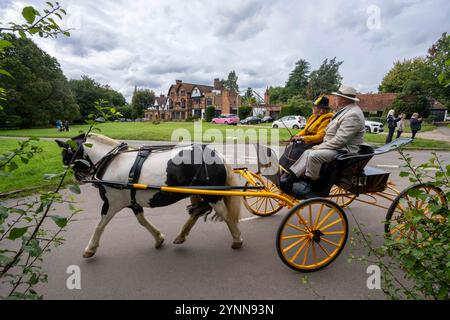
[396,130,403,139]
[411,130,418,139]
[386,127,395,144]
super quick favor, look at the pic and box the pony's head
[55,133,93,181]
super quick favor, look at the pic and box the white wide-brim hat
[332,85,360,102]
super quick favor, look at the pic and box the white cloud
[1,0,449,101]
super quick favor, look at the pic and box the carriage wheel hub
[311,230,324,243]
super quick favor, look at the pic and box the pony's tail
[223,164,241,223]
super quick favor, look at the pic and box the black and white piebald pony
[56,133,242,258]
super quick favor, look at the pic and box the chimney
[176,80,182,85]
[264,87,270,104]
[214,78,223,90]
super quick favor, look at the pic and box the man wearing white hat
[281,85,366,196]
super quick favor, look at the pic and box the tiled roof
[328,93,397,112]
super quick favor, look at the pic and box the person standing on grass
[410,113,422,139]
[56,119,62,131]
[396,113,406,139]
[386,109,401,143]
[64,120,70,132]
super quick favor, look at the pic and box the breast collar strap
[90,142,129,180]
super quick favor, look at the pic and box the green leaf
[68,184,81,194]
[50,215,68,228]
[399,171,409,177]
[84,143,93,148]
[22,6,37,24]
[0,40,12,49]
[8,226,29,240]
[0,69,13,78]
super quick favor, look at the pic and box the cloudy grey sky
[1,0,449,101]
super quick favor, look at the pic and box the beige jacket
[317,103,366,153]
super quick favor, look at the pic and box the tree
[389,80,430,118]
[267,86,289,103]
[379,57,435,94]
[306,57,343,100]
[116,104,133,119]
[280,95,313,117]
[242,87,257,107]
[221,70,239,93]
[69,76,126,120]
[205,106,216,122]
[285,59,310,97]
[0,35,79,128]
[428,33,450,109]
[131,87,155,118]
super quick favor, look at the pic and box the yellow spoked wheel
[385,184,448,240]
[276,199,348,272]
[328,185,356,208]
[243,175,284,217]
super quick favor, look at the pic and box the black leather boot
[280,173,297,193]
[292,178,313,199]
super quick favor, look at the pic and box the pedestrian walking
[385,109,401,144]
[396,113,406,139]
[410,113,422,139]
[64,120,70,132]
[56,119,62,131]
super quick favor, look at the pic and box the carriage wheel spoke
[311,242,318,265]
[322,231,345,235]
[308,205,313,229]
[321,237,340,247]
[315,208,336,230]
[286,223,308,234]
[318,243,330,257]
[281,234,308,240]
[313,204,325,229]
[290,239,309,262]
[283,237,307,254]
[320,218,343,232]
[302,241,311,266]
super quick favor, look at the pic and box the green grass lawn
[0,139,73,197]
[0,123,449,197]
[1,121,449,148]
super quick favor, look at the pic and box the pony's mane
[88,133,120,146]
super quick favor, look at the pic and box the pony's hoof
[83,250,96,258]
[232,241,243,249]
[155,236,165,249]
[173,236,186,245]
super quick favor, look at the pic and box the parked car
[240,116,262,125]
[211,114,240,125]
[272,116,306,129]
[261,116,274,123]
[365,120,384,134]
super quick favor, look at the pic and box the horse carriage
[58,135,447,272]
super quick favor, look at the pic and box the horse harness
[78,142,211,215]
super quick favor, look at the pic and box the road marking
[376,164,439,172]
[376,165,399,168]
[240,216,260,222]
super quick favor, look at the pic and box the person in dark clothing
[63,120,70,132]
[410,113,422,139]
[385,109,401,144]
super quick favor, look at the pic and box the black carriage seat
[309,138,413,198]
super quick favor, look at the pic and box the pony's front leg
[83,200,123,258]
[132,207,165,248]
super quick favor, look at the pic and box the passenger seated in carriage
[280,85,366,197]
[279,96,333,174]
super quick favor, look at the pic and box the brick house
[144,94,169,121]
[165,79,241,120]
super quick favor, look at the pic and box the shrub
[238,106,252,119]
[152,119,160,125]
[205,106,216,122]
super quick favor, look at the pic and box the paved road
[3,144,449,299]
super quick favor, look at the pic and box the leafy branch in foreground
[0,101,121,299]
[349,150,449,300]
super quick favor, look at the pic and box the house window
[206,98,213,106]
